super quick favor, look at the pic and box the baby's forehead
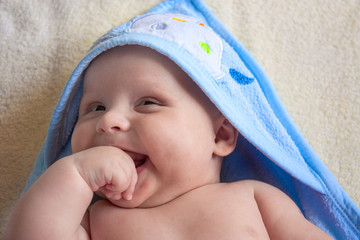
[83,45,190,89]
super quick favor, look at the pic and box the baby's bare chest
[90,185,269,239]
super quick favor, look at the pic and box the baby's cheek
[71,123,94,153]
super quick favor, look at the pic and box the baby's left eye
[91,105,106,112]
[138,98,159,106]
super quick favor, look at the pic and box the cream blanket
[1,0,359,234]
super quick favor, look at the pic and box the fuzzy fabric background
[1,0,359,235]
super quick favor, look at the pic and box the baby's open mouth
[134,157,146,168]
[126,151,147,168]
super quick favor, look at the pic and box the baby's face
[71,45,222,208]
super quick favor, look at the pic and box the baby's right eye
[91,105,106,112]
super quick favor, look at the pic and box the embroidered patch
[229,68,254,85]
[131,13,225,79]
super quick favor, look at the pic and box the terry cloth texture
[1,0,359,238]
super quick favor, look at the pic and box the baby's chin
[109,200,146,209]
[107,195,168,209]
[97,190,179,209]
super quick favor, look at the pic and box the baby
[4,45,332,239]
[3,13,333,239]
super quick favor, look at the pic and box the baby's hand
[72,146,137,201]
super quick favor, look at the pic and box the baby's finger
[121,171,138,201]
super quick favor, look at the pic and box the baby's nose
[96,110,130,134]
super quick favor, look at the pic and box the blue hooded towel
[24,0,360,239]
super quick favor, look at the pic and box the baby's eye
[138,98,159,106]
[91,105,106,112]
[135,98,163,113]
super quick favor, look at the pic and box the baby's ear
[213,117,238,157]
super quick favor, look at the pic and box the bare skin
[3,46,332,240]
[89,179,332,240]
